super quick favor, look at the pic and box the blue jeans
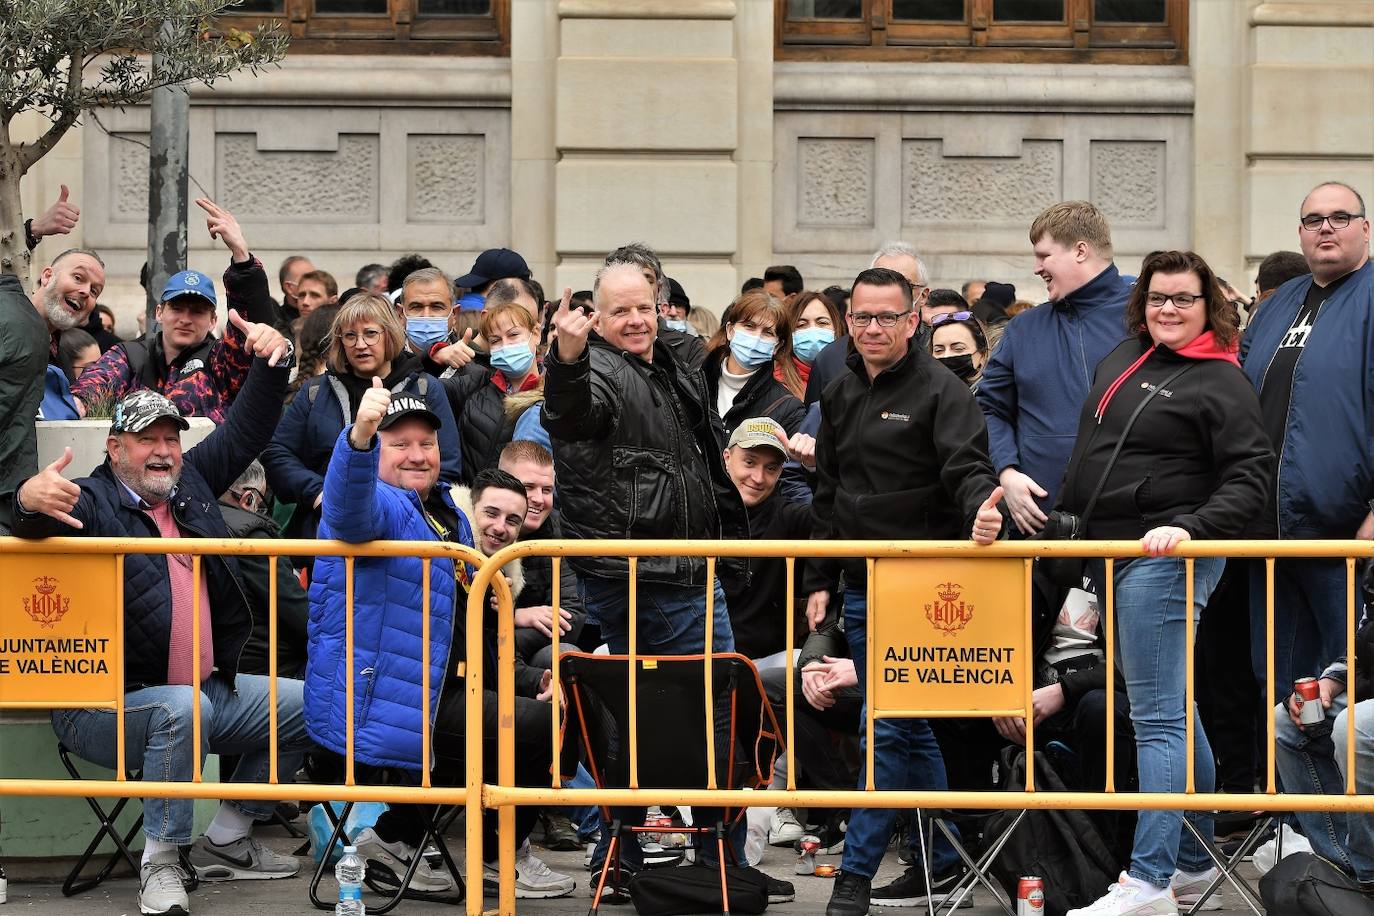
[841,587,960,880]
[580,576,741,871]
[1274,693,1374,883]
[52,674,312,845]
[1094,557,1222,887]
[1249,559,1348,696]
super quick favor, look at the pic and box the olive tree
[0,0,287,281]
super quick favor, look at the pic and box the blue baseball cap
[160,270,218,308]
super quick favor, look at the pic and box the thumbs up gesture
[972,486,1005,545]
[17,447,85,529]
[227,308,290,366]
[551,287,599,364]
[29,185,81,241]
[350,376,392,449]
[433,327,477,370]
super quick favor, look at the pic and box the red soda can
[1294,677,1324,725]
[1017,876,1045,916]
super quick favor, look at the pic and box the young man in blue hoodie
[976,201,1132,536]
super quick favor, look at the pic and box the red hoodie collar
[1094,332,1237,420]
[491,370,542,394]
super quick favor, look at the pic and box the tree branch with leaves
[0,0,287,280]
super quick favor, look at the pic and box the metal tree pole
[145,27,189,338]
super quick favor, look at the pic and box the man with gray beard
[0,247,104,531]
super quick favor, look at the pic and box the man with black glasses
[1240,181,1373,695]
[805,267,1006,916]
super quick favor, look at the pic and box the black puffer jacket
[441,363,531,485]
[805,347,1002,593]
[12,358,288,690]
[541,334,749,587]
[1057,337,1271,540]
[703,348,807,438]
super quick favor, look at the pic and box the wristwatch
[24,219,39,251]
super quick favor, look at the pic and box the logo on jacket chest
[1138,381,1176,398]
[879,410,912,422]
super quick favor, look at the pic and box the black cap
[666,277,691,312]
[377,395,442,431]
[455,248,531,289]
[981,282,1016,308]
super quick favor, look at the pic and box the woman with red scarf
[1057,251,1272,916]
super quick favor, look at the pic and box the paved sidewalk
[1,823,1265,915]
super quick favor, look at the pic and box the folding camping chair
[57,742,199,897]
[1182,813,1275,915]
[558,652,785,915]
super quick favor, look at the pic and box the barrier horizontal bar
[0,536,486,561]
[483,786,1374,815]
[0,779,472,805]
[877,708,1027,719]
[0,701,118,710]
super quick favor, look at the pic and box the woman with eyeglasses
[927,311,991,387]
[1055,251,1270,916]
[262,293,461,545]
[778,290,843,397]
[704,289,807,437]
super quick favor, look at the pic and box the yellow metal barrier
[3,535,1373,916]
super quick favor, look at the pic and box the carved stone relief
[111,133,151,223]
[903,139,1063,223]
[1090,140,1166,226]
[408,134,484,224]
[797,137,874,226]
[215,133,380,221]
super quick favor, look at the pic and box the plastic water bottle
[335,846,365,915]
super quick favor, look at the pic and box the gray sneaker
[140,851,191,915]
[188,835,299,881]
[353,826,455,893]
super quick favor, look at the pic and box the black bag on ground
[1259,852,1374,916]
[985,747,1120,916]
[629,864,769,916]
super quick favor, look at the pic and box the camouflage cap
[109,390,190,434]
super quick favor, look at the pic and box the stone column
[545,0,768,312]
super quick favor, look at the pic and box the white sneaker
[1170,868,1222,911]
[484,843,576,899]
[769,807,806,846]
[353,826,454,893]
[1066,873,1178,916]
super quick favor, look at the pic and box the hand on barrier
[972,486,1005,545]
[805,589,830,631]
[513,604,573,637]
[30,184,80,240]
[196,197,249,263]
[551,286,599,364]
[432,328,477,370]
[1140,525,1190,557]
[228,308,290,366]
[777,430,817,470]
[18,447,84,529]
[350,376,391,449]
[999,467,1048,535]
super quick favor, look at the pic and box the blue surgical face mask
[406,316,450,351]
[792,326,834,364]
[491,342,535,379]
[664,318,689,332]
[729,329,777,371]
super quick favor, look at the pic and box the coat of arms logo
[925,582,972,635]
[23,576,70,629]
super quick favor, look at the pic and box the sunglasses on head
[929,311,974,326]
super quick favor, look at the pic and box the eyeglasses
[929,311,974,327]
[1300,211,1365,231]
[231,487,266,511]
[849,310,912,328]
[340,328,384,345]
[1145,292,1203,309]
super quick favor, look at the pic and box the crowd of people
[0,181,1370,916]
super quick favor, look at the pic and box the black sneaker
[765,874,796,903]
[871,864,963,907]
[590,861,636,902]
[827,871,871,916]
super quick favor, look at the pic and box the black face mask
[937,353,979,384]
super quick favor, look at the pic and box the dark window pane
[417,0,490,13]
[313,0,386,13]
[992,0,1063,21]
[892,0,964,21]
[1094,0,1165,22]
[227,0,285,12]
[786,0,863,18]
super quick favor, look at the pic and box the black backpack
[1260,852,1374,916]
[629,864,769,916]
[985,747,1120,916]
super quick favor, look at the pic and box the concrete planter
[34,416,216,474]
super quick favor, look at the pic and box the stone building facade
[13,0,1374,326]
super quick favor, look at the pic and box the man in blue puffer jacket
[976,201,1132,535]
[1240,181,1374,694]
